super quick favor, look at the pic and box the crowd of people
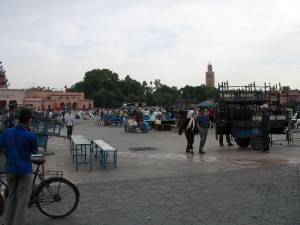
[93,107,176,132]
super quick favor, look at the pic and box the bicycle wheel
[0,192,5,217]
[35,177,80,218]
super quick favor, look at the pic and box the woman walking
[178,110,199,154]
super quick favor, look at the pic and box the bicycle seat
[31,157,46,165]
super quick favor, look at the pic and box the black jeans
[66,125,73,137]
[219,133,231,145]
[261,128,270,150]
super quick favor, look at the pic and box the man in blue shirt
[0,108,38,225]
[196,108,210,154]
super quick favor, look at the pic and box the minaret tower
[205,62,215,87]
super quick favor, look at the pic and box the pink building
[0,88,26,110]
[0,87,93,111]
[280,90,300,104]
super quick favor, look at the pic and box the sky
[1,0,300,91]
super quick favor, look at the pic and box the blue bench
[92,140,117,169]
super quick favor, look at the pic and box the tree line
[68,68,217,108]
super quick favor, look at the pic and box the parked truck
[215,82,288,150]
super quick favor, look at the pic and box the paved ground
[1,119,300,225]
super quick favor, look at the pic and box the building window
[8,100,17,110]
[0,100,7,110]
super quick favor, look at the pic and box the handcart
[0,111,63,151]
[30,116,63,150]
[124,117,138,133]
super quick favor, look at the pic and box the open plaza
[1,118,299,225]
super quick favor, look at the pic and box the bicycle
[0,156,80,218]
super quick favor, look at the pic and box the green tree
[69,69,120,107]
[180,85,217,104]
[281,86,290,92]
[153,84,181,106]
[0,61,9,88]
[69,68,217,108]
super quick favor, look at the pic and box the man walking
[64,109,75,139]
[216,110,234,147]
[196,108,210,154]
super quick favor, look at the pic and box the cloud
[0,0,300,90]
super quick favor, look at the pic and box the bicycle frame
[29,161,64,205]
[0,158,79,218]
[0,161,64,205]
[0,175,7,189]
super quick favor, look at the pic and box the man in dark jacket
[260,104,270,152]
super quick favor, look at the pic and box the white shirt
[64,113,74,126]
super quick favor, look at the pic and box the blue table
[70,135,92,171]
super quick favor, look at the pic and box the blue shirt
[196,114,210,128]
[0,125,38,174]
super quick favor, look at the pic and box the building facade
[0,88,26,110]
[0,87,93,111]
[205,63,215,88]
[280,90,300,105]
